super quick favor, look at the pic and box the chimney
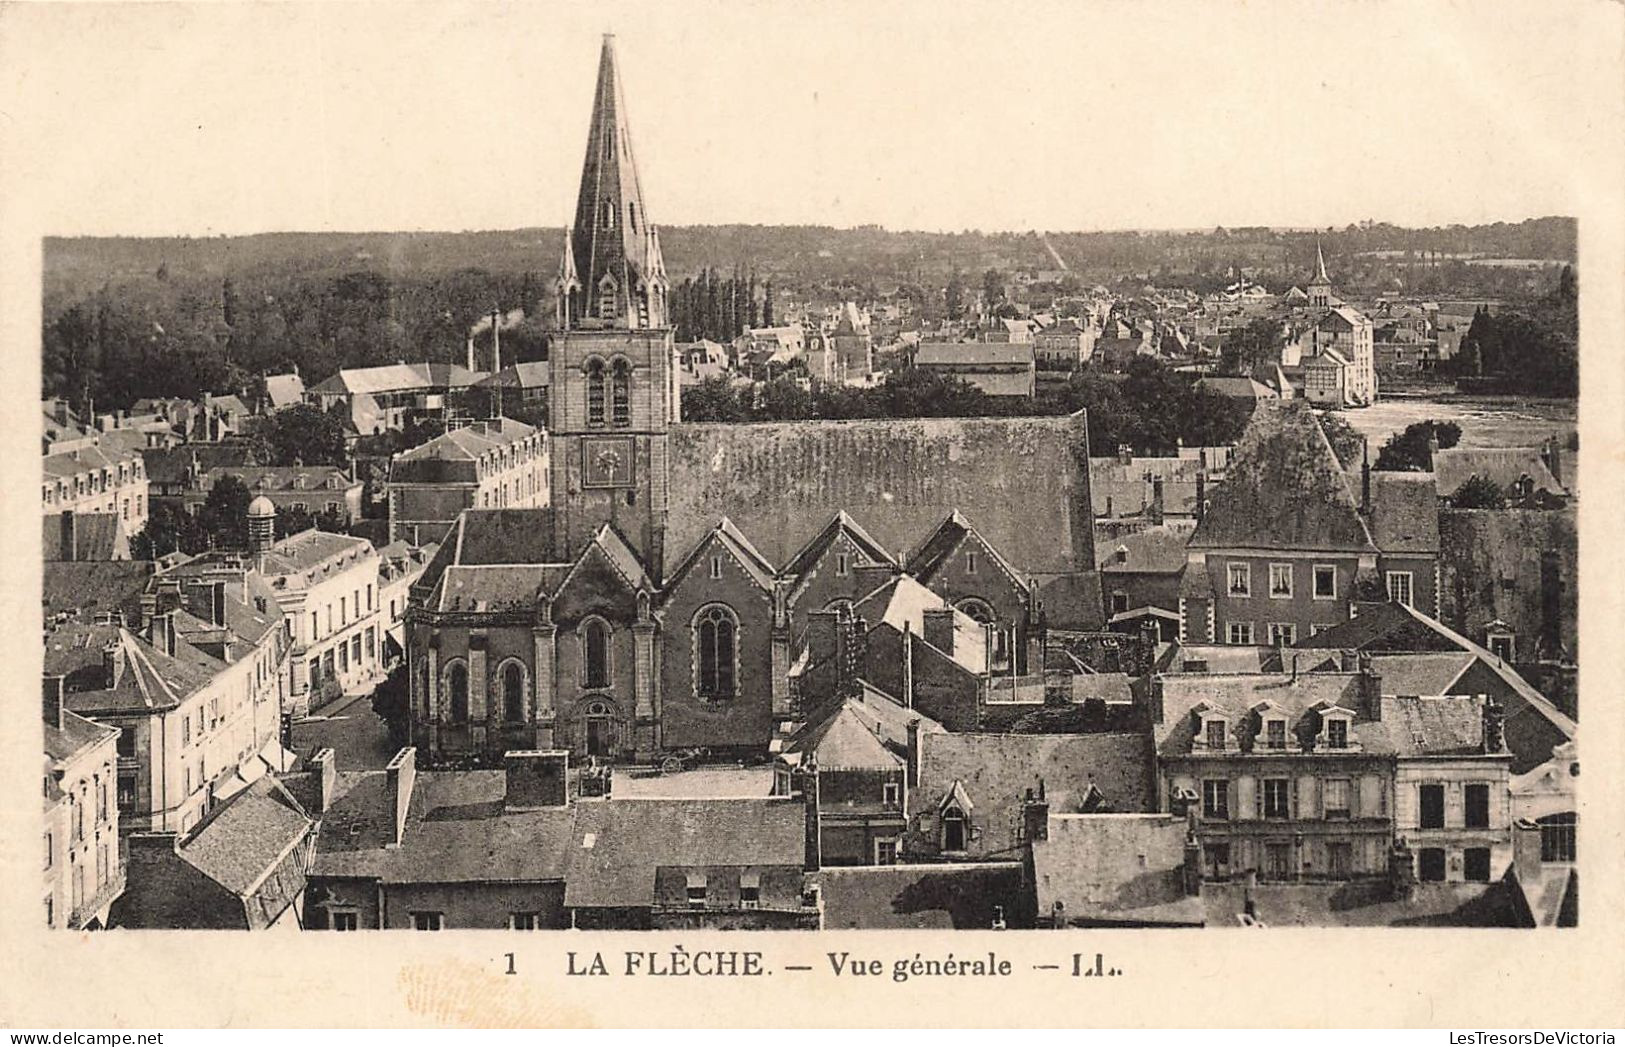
[209,581,227,628]
[148,611,176,658]
[385,747,417,847]
[1149,477,1165,525]
[900,621,914,709]
[1361,437,1372,515]
[1195,471,1206,524]
[504,750,570,809]
[491,309,502,375]
[59,510,77,561]
[1339,648,1358,673]
[905,719,922,788]
[309,747,338,813]
[1359,655,1382,718]
[1021,781,1050,844]
[791,761,821,872]
[42,674,65,730]
[1482,697,1505,754]
[466,335,475,373]
[1542,436,1561,489]
[102,639,125,691]
[922,608,956,655]
[1117,443,1133,466]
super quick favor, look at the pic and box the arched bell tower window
[627,201,638,232]
[597,277,617,321]
[585,358,606,427]
[611,359,632,427]
[600,199,615,230]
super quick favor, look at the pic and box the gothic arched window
[502,662,525,723]
[597,278,617,321]
[585,358,606,427]
[582,618,611,689]
[446,661,469,724]
[600,199,615,230]
[695,605,738,700]
[611,359,631,428]
[957,598,1011,669]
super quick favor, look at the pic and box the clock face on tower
[582,437,636,488]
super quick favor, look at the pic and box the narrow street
[290,689,397,771]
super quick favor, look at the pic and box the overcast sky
[2,0,1620,236]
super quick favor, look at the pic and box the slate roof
[1190,401,1377,553]
[263,373,305,409]
[474,362,551,390]
[1031,814,1204,926]
[1432,447,1565,498]
[208,465,357,494]
[309,769,575,884]
[780,700,899,770]
[564,797,807,908]
[182,777,313,896]
[389,418,539,484]
[1089,456,1207,519]
[666,414,1093,580]
[43,441,143,479]
[45,625,217,714]
[1154,672,1382,756]
[308,362,483,396]
[44,707,119,764]
[258,529,375,579]
[665,517,777,592]
[140,444,250,486]
[1097,526,1189,574]
[816,862,1028,930]
[1379,695,1490,757]
[1290,601,1456,653]
[42,512,129,561]
[913,343,1035,367]
[1365,652,1476,696]
[1365,471,1441,553]
[434,565,563,613]
[1195,375,1277,400]
[43,561,157,623]
[423,514,648,611]
[916,732,1157,856]
[904,510,1022,587]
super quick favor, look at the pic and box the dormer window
[1204,718,1228,751]
[1114,545,1128,565]
[941,804,967,852]
[1325,718,1349,750]
[1265,718,1288,750]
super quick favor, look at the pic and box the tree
[1375,420,1461,471]
[981,268,1003,309]
[761,279,775,327]
[1221,318,1283,375]
[371,664,411,747]
[1451,474,1507,509]
[681,376,750,422]
[132,501,206,559]
[1317,412,1365,470]
[945,270,965,321]
[197,474,253,550]
[250,402,349,466]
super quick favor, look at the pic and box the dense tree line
[681,357,1254,457]
[669,267,765,343]
[1455,266,1578,396]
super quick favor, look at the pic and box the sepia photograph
[4,0,1623,1031]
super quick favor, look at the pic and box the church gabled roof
[664,516,777,592]
[783,510,897,583]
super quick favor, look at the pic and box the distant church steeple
[1307,240,1333,308]
[558,34,668,330]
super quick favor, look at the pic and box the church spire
[1314,240,1330,283]
[566,34,667,330]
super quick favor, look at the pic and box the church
[403,36,1103,763]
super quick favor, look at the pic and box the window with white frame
[1264,717,1288,750]
[1268,622,1296,647]
[1324,717,1349,750]
[412,911,443,931]
[1227,562,1251,596]
[686,874,708,909]
[1313,564,1337,599]
[509,912,544,930]
[1202,779,1229,820]
[739,871,761,907]
[1268,563,1292,598]
[1226,621,1254,645]
[882,781,900,809]
[1204,718,1228,751]
[1386,571,1414,607]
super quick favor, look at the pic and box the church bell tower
[550,35,680,579]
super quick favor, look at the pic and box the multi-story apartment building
[1182,402,1436,646]
[183,465,363,524]
[43,678,123,929]
[386,418,548,544]
[43,440,150,536]
[254,515,382,714]
[1155,667,1512,885]
[45,572,290,837]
